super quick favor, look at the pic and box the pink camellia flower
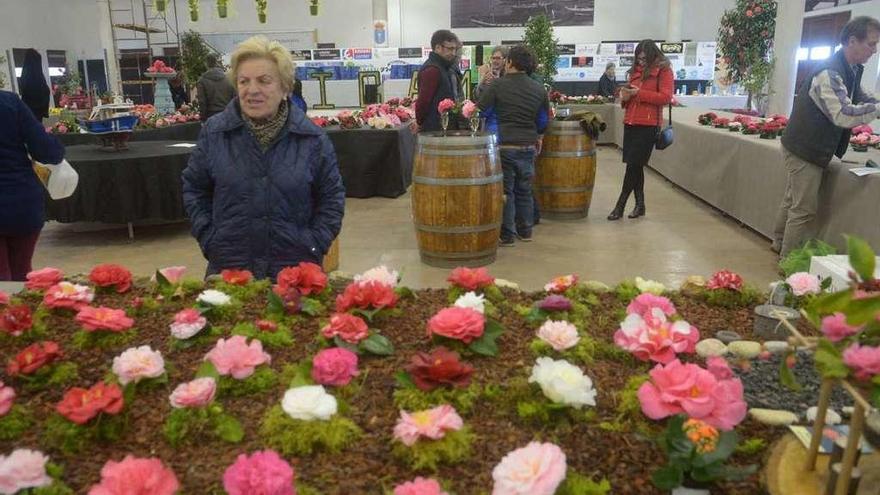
[626,293,677,320]
[637,359,747,431]
[538,294,572,312]
[76,306,135,332]
[169,308,207,339]
[447,267,494,291]
[820,313,863,342]
[427,306,485,344]
[222,450,295,495]
[112,346,165,385]
[842,343,880,381]
[169,377,216,408]
[536,320,580,351]
[0,449,52,494]
[437,98,455,114]
[0,290,9,306]
[43,282,95,310]
[706,270,743,291]
[614,309,699,364]
[393,404,464,447]
[543,274,578,294]
[311,347,359,387]
[491,442,567,495]
[321,313,370,344]
[25,267,63,290]
[204,335,271,379]
[706,356,734,381]
[0,380,15,416]
[394,477,449,495]
[461,100,478,119]
[156,266,186,284]
[88,455,179,495]
[786,272,821,296]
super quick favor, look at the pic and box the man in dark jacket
[196,54,235,122]
[415,30,461,132]
[772,16,879,257]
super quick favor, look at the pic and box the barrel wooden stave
[535,121,597,219]
[322,237,340,273]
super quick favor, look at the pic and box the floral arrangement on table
[132,103,200,129]
[698,112,718,126]
[45,110,82,134]
[549,90,608,105]
[850,125,880,152]
[145,59,176,75]
[726,121,743,132]
[712,117,731,128]
[309,98,415,130]
[757,120,783,139]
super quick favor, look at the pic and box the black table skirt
[326,125,415,199]
[55,122,203,147]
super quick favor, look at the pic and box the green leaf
[814,339,850,379]
[651,465,684,490]
[333,336,360,354]
[266,289,285,317]
[213,414,244,443]
[468,332,499,357]
[359,333,394,356]
[846,235,876,282]
[805,289,852,326]
[155,270,171,289]
[300,297,324,316]
[779,351,802,391]
[195,361,220,380]
[840,296,880,325]
[484,319,505,339]
[352,308,381,323]
[394,286,415,300]
[695,430,738,466]
[394,371,415,389]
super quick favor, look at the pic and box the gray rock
[715,330,742,344]
[729,340,763,359]
[749,408,799,426]
[696,338,728,358]
[806,406,842,425]
[764,341,790,354]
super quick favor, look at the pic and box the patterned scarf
[243,99,289,151]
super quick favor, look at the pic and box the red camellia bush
[89,264,133,293]
[6,341,63,376]
[335,280,398,313]
[405,347,475,391]
[446,267,494,291]
[275,262,327,296]
[706,270,744,291]
[56,381,124,425]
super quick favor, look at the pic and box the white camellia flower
[528,357,597,408]
[196,289,232,306]
[281,385,338,421]
[354,265,399,287]
[454,291,486,314]
[536,320,580,351]
[635,277,666,295]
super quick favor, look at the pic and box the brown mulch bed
[0,283,791,494]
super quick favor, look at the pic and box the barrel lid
[754,304,800,320]
[418,131,497,147]
[548,120,587,130]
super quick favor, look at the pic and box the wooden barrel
[535,120,597,219]
[322,237,340,273]
[412,131,502,268]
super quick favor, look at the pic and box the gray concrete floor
[33,147,780,291]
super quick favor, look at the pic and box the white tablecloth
[674,95,748,109]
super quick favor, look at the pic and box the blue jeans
[500,148,535,240]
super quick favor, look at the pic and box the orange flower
[221,269,253,286]
[683,418,720,454]
[89,264,133,293]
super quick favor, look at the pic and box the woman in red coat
[608,40,674,220]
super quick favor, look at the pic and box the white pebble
[749,408,799,426]
[729,340,762,359]
[696,338,728,358]
[806,406,842,425]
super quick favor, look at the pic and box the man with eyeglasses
[476,45,508,99]
[415,30,462,132]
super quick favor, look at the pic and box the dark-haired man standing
[415,30,462,132]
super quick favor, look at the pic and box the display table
[674,95,748,109]
[55,122,203,147]
[325,125,416,198]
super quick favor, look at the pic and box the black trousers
[616,124,658,208]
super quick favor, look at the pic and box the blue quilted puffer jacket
[182,97,345,280]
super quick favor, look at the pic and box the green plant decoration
[180,30,213,88]
[522,14,559,87]
[255,0,268,23]
[188,0,199,21]
[259,405,362,456]
[717,0,777,110]
[217,0,228,18]
[392,427,474,471]
[155,0,167,13]
[309,0,319,16]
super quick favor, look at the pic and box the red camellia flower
[25,267,64,290]
[255,319,278,332]
[6,341,63,376]
[322,313,370,343]
[446,267,495,291]
[0,305,33,336]
[75,306,135,332]
[745,9,753,17]
[56,381,124,425]
[222,269,253,286]
[335,280,398,313]
[276,262,328,296]
[89,264,133,293]
[706,270,744,292]
[406,347,475,391]
[427,306,485,343]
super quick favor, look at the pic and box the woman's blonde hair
[228,35,294,92]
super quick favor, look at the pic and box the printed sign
[660,42,684,54]
[398,47,423,58]
[313,49,341,61]
[344,48,373,60]
[290,50,313,61]
[556,44,576,55]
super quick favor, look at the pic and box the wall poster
[451,0,595,28]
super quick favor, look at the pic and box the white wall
[680,0,735,41]
[0,0,104,60]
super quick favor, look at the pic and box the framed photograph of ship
[451,0,595,28]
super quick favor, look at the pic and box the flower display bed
[0,267,824,494]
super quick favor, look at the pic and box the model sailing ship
[82,96,140,151]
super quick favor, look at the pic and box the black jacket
[417,52,460,132]
[598,73,616,98]
[196,68,235,122]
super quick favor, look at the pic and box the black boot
[628,183,645,218]
[607,193,628,221]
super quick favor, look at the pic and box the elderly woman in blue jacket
[182,36,345,280]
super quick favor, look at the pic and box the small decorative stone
[749,408,799,426]
[806,406,842,425]
[729,340,762,359]
[764,341,790,355]
[696,339,728,358]
[581,280,609,292]
[494,278,520,290]
[842,407,855,417]
[715,330,742,344]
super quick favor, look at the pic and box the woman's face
[236,57,286,120]
[636,51,647,67]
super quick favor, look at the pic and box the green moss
[19,362,79,392]
[296,483,324,495]
[616,374,650,421]
[204,299,244,324]
[280,361,314,388]
[529,335,598,366]
[735,437,767,456]
[214,279,271,302]
[704,285,763,308]
[180,278,206,295]
[614,280,640,304]
[219,366,278,397]
[231,321,294,348]
[31,482,75,495]
[260,405,362,456]
[71,329,136,350]
[163,406,244,447]
[392,427,474,471]
[42,413,123,454]
[393,383,483,415]
[557,470,612,495]
[0,405,32,441]
[593,339,636,364]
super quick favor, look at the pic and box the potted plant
[652,415,755,494]
[256,0,268,23]
[310,0,319,16]
[217,0,228,18]
[155,0,166,13]
[188,0,199,21]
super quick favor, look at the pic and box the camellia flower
[311,347,359,387]
[56,381,124,425]
[353,265,399,287]
[427,306,485,343]
[76,306,135,332]
[197,289,232,306]
[276,262,327,296]
[706,270,743,291]
[544,274,578,294]
[406,347,474,391]
[537,295,572,312]
[786,272,821,296]
[536,320,580,351]
[112,346,165,385]
[24,267,63,290]
[461,100,478,119]
[453,291,486,314]
[155,266,186,284]
[89,264,133,293]
[614,308,700,364]
[281,385,337,421]
[0,449,52,494]
[634,276,666,295]
[43,282,94,310]
[204,336,271,379]
[222,450,295,495]
[447,267,494,291]
[528,357,597,408]
[626,293,677,320]
[6,341,63,376]
[221,269,253,285]
[821,312,863,343]
[169,308,207,339]
[321,313,370,344]
[637,359,747,431]
[0,380,15,416]
[168,377,216,409]
[88,455,179,495]
[491,442,567,495]
[393,404,464,447]
[335,280,398,313]
[706,356,734,381]
[437,98,455,114]
[394,477,449,495]
[0,304,33,336]
[842,343,880,381]
[0,290,8,306]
